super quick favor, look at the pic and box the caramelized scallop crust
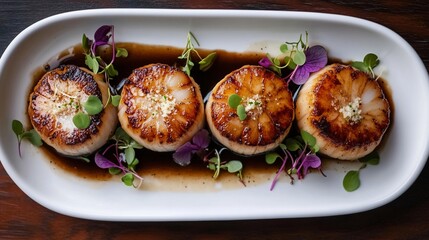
[206,65,294,155]
[118,63,205,152]
[28,65,118,156]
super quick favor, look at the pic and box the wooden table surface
[1,1,428,239]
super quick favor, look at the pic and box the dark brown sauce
[34,43,279,190]
[32,43,394,191]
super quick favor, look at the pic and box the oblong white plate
[1,9,428,221]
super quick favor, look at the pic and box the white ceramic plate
[1,9,428,221]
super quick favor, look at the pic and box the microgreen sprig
[343,152,380,192]
[351,53,380,78]
[72,95,104,129]
[12,120,42,157]
[265,130,323,191]
[228,94,247,121]
[259,32,328,86]
[178,32,217,76]
[95,127,144,188]
[82,25,128,105]
[205,148,244,182]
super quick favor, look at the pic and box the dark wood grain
[1,0,428,239]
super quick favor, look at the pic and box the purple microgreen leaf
[291,45,328,85]
[192,129,210,149]
[258,56,273,68]
[173,142,200,166]
[95,152,119,169]
[301,154,321,175]
[94,25,112,44]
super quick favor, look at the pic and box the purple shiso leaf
[94,25,112,44]
[172,142,200,166]
[301,154,321,175]
[192,129,210,149]
[291,45,328,85]
[95,152,119,169]
[258,57,273,68]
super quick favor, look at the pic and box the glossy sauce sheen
[33,43,394,191]
[35,43,279,191]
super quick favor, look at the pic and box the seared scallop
[206,65,295,156]
[28,65,118,156]
[118,63,205,152]
[295,63,390,160]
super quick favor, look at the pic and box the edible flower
[173,129,210,166]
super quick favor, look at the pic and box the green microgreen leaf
[73,112,91,129]
[224,160,243,173]
[359,151,380,165]
[293,51,306,66]
[280,43,288,53]
[363,53,380,69]
[105,64,119,78]
[351,61,369,72]
[12,119,24,137]
[343,170,360,192]
[124,147,135,165]
[109,167,122,175]
[265,152,281,164]
[21,129,43,147]
[284,138,301,151]
[130,140,144,149]
[228,94,242,109]
[83,95,103,115]
[199,52,217,72]
[129,158,139,170]
[121,172,135,186]
[111,95,121,107]
[82,34,90,53]
[112,127,132,144]
[116,47,128,58]
[237,104,247,121]
[85,54,99,74]
[300,130,316,147]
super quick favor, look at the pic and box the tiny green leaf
[284,56,296,69]
[85,55,99,74]
[293,51,306,66]
[280,43,288,53]
[343,170,360,192]
[225,160,243,173]
[109,167,122,175]
[116,47,128,58]
[12,119,24,136]
[105,64,119,77]
[351,61,369,72]
[22,129,43,147]
[73,112,91,129]
[113,127,132,144]
[265,152,281,164]
[359,151,380,165]
[129,158,139,170]
[237,104,247,121]
[111,95,121,107]
[363,53,379,68]
[121,173,134,186]
[83,95,103,115]
[284,138,301,151]
[130,140,144,149]
[82,34,90,53]
[199,52,217,72]
[300,130,316,147]
[228,94,242,109]
[125,147,135,165]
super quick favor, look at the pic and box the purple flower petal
[301,154,321,175]
[94,25,112,44]
[258,57,273,68]
[291,66,310,85]
[173,142,200,166]
[303,45,328,72]
[192,129,210,149]
[291,45,328,85]
[95,152,119,169]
